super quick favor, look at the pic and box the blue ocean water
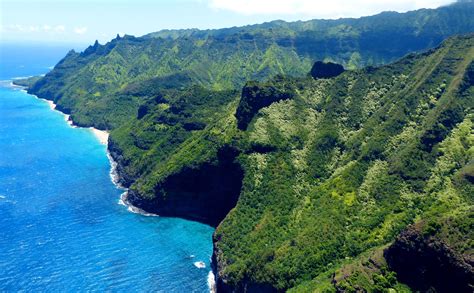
[0,44,214,292]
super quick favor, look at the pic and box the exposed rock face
[235,80,294,130]
[384,224,474,293]
[108,138,137,188]
[310,61,345,79]
[125,146,243,227]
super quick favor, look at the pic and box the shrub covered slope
[213,34,473,292]
[23,2,474,292]
[110,34,474,292]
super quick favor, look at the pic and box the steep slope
[104,34,474,292]
[26,2,474,130]
[212,34,473,292]
[17,2,474,292]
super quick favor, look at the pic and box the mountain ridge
[17,3,474,291]
[25,1,474,130]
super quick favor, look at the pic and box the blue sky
[1,0,456,45]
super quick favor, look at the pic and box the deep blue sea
[0,44,214,292]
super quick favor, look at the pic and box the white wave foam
[126,205,159,217]
[208,270,216,293]
[17,88,158,220]
[119,192,159,217]
[105,137,154,219]
[5,81,23,90]
[46,100,56,110]
[107,151,126,191]
[117,192,127,206]
[194,261,206,269]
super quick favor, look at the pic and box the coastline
[11,82,166,217]
[11,82,164,217]
[10,80,218,293]
[90,128,109,145]
[10,81,109,144]
[40,95,110,145]
[11,81,117,186]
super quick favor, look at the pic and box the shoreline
[11,82,161,218]
[11,81,118,186]
[40,95,110,145]
[9,81,217,293]
[118,192,159,217]
[10,81,109,145]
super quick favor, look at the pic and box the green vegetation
[24,2,474,292]
[213,35,473,291]
[107,34,473,292]
[235,77,296,130]
[12,76,41,88]
[28,1,474,130]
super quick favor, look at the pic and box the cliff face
[235,79,295,130]
[212,35,474,292]
[22,4,474,290]
[108,138,137,188]
[23,34,474,292]
[123,146,243,227]
[385,224,474,292]
[310,61,345,79]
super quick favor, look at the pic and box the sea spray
[208,271,216,293]
[194,261,206,269]
[118,192,159,217]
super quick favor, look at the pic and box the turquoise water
[0,45,214,292]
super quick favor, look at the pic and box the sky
[0,0,457,46]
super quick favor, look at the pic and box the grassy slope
[109,86,241,195]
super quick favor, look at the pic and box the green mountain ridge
[212,34,473,292]
[21,2,474,292]
[107,34,474,292]
[27,1,474,130]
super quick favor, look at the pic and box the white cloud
[73,26,88,35]
[209,0,455,18]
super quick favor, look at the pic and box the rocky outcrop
[235,80,294,130]
[124,146,243,227]
[108,138,138,188]
[310,61,345,79]
[384,224,474,292]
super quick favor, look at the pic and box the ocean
[0,44,214,292]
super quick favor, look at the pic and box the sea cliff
[15,6,474,290]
